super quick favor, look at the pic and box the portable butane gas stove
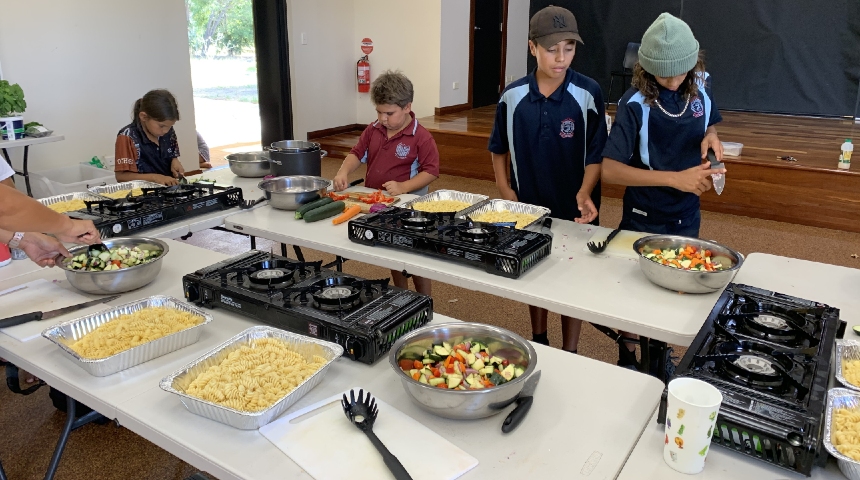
[182,250,433,364]
[64,184,243,238]
[347,206,552,278]
[658,283,846,476]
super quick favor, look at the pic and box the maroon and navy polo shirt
[349,112,440,190]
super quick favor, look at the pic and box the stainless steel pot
[632,235,744,294]
[389,322,537,420]
[268,140,327,177]
[258,175,331,210]
[58,237,169,294]
[226,151,270,177]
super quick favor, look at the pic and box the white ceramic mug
[663,378,723,474]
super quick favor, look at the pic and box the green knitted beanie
[638,13,699,77]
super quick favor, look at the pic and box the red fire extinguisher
[357,55,370,93]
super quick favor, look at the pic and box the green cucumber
[295,197,334,219]
[303,201,345,222]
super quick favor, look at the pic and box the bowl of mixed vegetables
[59,237,169,294]
[632,235,743,294]
[389,322,537,420]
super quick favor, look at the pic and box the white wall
[0,0,197,175]
[504,0,530,84]
[353,0,442,123]
[439,0,470,107]
[286,0,357,141]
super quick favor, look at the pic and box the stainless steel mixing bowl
[632,235,744,294]
[226,151,270,178]
[257,176,331,210]
[389,322,537,420]
[58,237,169,294]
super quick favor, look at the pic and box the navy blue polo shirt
[602,73,722,222]
[488,68,607,222]
[114,122,180,177]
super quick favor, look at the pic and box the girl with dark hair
[114,89,185,185]
[601,13,727,371]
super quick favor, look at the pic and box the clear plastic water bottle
[839,138,853,170]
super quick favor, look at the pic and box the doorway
[470,0,508,108]
[185,0,262,170]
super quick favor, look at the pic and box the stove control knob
[345,337,363,361]
[185,283,200,303]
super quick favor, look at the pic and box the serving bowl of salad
[58,237,169,294]
[632,235,744,294]
[389,322,537,420]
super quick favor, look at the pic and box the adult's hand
[673,163,724,196]
[54,219,101,244]
[19,232,70,267]
[171,158,186,177]
[575,190,598,224]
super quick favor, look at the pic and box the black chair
[607,42,640,105]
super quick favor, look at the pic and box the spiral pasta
[46,199,88,213]
[833,407,860,461]
[185,337,327,412]
[68,307,203,359]
[102,188,144,199]
[410,200,472,212]
[470,210,538,229]
[844,360,860,388]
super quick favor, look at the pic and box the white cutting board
[260,391,478,480]
[584,229,651,260]
[0,279,109,342]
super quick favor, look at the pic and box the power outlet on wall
[300,33,308,45]
[452,82,459,90]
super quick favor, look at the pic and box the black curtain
[527,0,860,117]
[252,0,293,144]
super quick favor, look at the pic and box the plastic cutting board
[260,391,478,480]
[584,229,651,260]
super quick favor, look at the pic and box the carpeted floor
[2,157,860,479]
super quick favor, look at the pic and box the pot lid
[270,140,321,152]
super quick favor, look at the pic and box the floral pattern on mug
[709,411,716,421]
[675,437,684,449]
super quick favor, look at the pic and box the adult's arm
[0,184,100,242]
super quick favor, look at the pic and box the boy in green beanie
[601,13,726,371]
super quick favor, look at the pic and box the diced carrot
[652,249,662,255]
[413,360,423,370]
[436,383,448,388]
[431,367,440,377]
[412,372,420,380]
[454,351,465,363]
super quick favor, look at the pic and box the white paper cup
[663,378,723,474]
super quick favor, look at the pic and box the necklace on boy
[654,95,690,118]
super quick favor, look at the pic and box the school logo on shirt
[395,142,411,159]
[691,96,704,118]
[559,118,575,138]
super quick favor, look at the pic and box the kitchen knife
[0,295,120,329]
[501,370,541,433]
[707,148,725,195]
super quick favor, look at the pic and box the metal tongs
[707,148,725,195]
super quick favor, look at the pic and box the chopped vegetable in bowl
[397,339,525,390]
[641,244,729,271]
[67,246,162,272]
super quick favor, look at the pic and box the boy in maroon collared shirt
[334,70,439,295]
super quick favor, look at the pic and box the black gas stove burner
[658,283,845,476]
[183,251,432,364]
[348,206,552,279]
[70,185,243,238]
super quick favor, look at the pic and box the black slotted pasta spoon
[341,389,413,480]
[586,228,621,253]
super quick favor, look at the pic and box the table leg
[281,243,287,257]
[250,235,256,250]
[22,146,32,197]
[323,256,346,271]
[292,245,305,263]
[639,336,651,377]
[45,395,106,479]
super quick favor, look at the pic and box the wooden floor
[313,106,860,233]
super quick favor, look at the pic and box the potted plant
[0,80,27,140]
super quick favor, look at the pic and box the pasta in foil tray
[184,337,327,412]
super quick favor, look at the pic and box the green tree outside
[186,0,254,58]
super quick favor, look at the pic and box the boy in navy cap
[488,6,607,353]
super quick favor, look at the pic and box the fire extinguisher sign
[361,38,373,55]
